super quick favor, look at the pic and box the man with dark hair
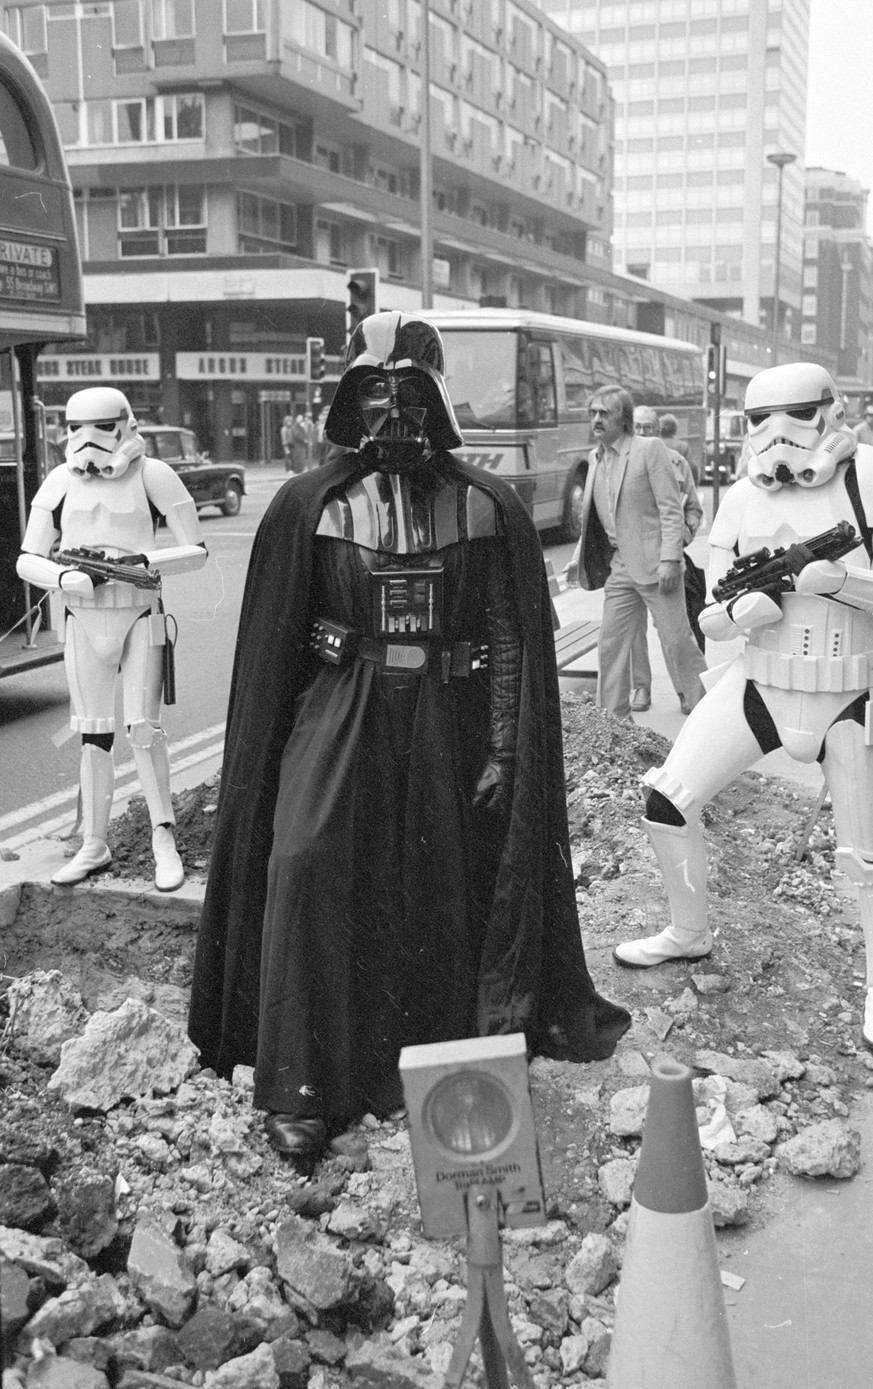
[565,386,707,721]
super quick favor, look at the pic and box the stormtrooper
[612,361,873,1050]
[16,386,207,891]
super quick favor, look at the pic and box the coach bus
[0,31,86,678]
[425,308,705,542]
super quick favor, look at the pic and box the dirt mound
[2,692,870,1386]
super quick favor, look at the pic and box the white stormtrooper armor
[16,387,208,891]
[613,363,873,1053]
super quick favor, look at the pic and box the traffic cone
[605,1056,737,1389]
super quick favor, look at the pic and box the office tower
[540,0,809,339]
[803,168,873,415]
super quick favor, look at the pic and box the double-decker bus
[0,31,86,677]
[424,309,705,542]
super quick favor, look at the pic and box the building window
[237,192,297,254]
[118,185,206,256]
[801,294,817,317]
[112,0,143,48]
[314,218,347,266]
[289,0,354,67]
[803,265,818,288]
[234,105,299,157]
[224,0,265,34]
[375,235,403,279]
[7,4,47,54]
[801,323,816,345]
[82,94,203,145]
[153,0,193,37]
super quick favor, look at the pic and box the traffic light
[705,342,726,402]
[307,336,325,381]
[347,268,379,335]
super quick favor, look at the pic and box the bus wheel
[560,468,586,543]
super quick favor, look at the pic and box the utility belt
[311,617,488,682]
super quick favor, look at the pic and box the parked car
[137,424,246,516]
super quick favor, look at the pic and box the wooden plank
[554,618,600,677]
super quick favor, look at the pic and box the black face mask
[356,373,433,471]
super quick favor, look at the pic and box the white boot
[613,817,713,968]
[131,729,184,892]
[152,824,184,893]
[52,745,114,886]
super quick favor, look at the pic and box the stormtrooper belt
[311,617,488,681]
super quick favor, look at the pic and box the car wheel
[221,481,243,516]
[559,466,586,543]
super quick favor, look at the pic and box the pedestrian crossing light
[347,268,379,336]
[307,336,326,381]
[399,1033,546,1239]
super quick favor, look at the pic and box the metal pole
[767,151,796,366]
[420,0,433,309]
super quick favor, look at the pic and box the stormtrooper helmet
[325,311,463,469]
[743,363,855,490]
[65,386,143,480]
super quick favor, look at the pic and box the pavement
[2,484,872,1386]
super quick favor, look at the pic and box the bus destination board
[0,238,61,303]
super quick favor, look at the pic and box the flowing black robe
[188,451,629,1125]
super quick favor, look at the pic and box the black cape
[188,451,630,1111]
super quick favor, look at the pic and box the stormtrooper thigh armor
[54,604,183,891]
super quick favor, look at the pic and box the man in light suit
[564,386,707,721]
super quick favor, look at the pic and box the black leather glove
[473,546,522,812]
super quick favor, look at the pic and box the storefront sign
[0,238,60,302]
[175,352,307,381]
[36,354,160,381]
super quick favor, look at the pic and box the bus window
[440,328,520,429]
[525,340,557,426]
[556,335,590,416]
[0,77,39,168]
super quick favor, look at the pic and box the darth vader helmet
[65,386,143,480]
[743,363,855,491]
[324,312,463,468]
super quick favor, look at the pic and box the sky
[806,0,873,233]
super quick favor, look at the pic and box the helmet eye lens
[747,411,769,427]
[357,375,425,411]
[787,406,818,421]
[358,375,392,409]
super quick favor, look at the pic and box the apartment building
[802,168,873,417]
[541,0,809,343]
[1,0,617,461]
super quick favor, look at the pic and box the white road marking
[0,724,225,840]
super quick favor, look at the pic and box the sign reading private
[0,239,61,302]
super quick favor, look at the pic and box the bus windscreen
[440,329,520,430]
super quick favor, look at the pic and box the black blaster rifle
[712,520,859,605]
[56,546,162,591]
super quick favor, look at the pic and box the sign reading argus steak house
[0,237,61,302]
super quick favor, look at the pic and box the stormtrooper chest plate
[736,477,863,560]
[60,464,155,557]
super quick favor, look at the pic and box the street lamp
[767,150,797,365]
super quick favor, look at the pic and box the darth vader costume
[188,313,629,1156]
